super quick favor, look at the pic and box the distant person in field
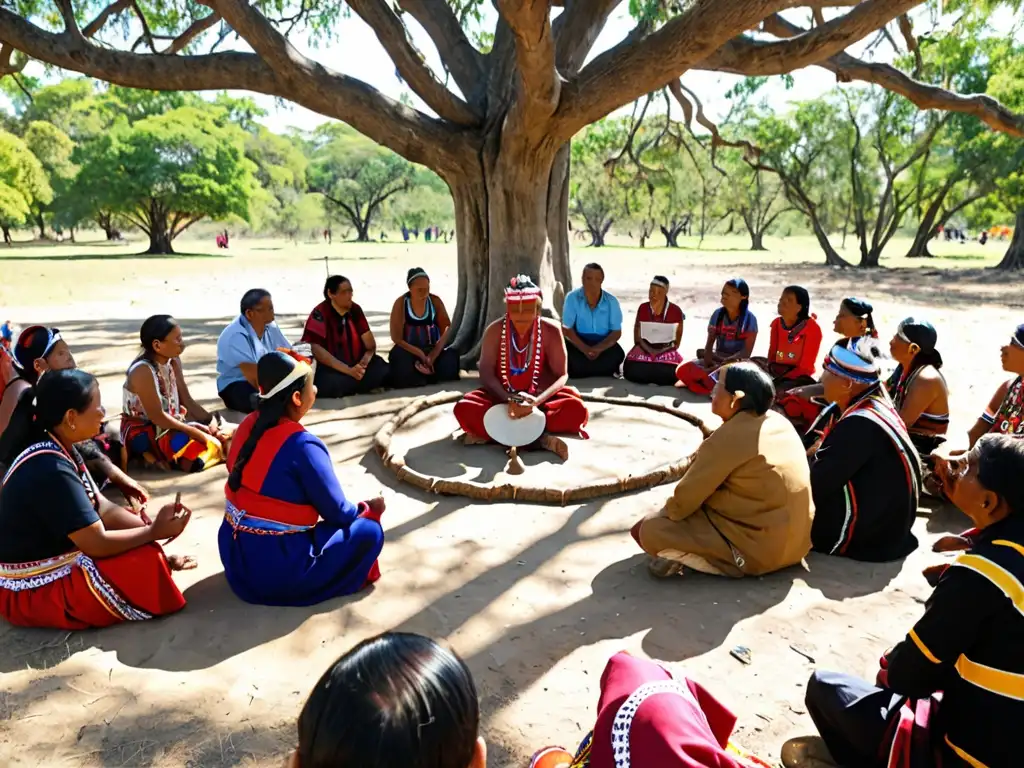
[632,363,812,580]
[216,289,292,413]
[121,315,229,473]
[301,275,389,398]
[454,275,588,459]
[561,263,625,379]
[622,275,684,386]
[219,351,385,606]
[809,339,921,562]
[885,317,949,457]
[775,296,877,434]
[387,267,460,388]
[0,370,191,630]
[751,285,823,393]
[675,278,758,395]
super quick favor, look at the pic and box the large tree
[0,129,51,243]
[3,1,1022,355]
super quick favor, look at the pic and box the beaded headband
[1013,324,1024,349]
[504,274,543,304]
[822,342,880,385]
[13,326,62,371]
[406,268,428,286]
[259,360,311,400]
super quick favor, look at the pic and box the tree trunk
[446,141,570,365]
[2,226,10,245]
[660,224,681,248]
[906,226,936,259]
[750,231,766,251]
[589,228,605,247]
[35,211,46,240]
[997,209,1024,270]
[145,201,175,254]
[860,247,883,268]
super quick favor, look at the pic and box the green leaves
[0,130,51,227]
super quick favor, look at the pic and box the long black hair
[783,285,811,323]
[138,315,179,361]
[0,369,98,468]
[717,277,751,333]
[721,362,776,416]
[841,297,876,338]
[296,632,479,768]
[323,275,350,301]
[227,352,310,493]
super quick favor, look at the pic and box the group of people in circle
[1,261,1023,767]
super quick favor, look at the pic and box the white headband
[259,361,311,400]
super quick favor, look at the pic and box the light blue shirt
[561,287,623,344]
[216,315,291,392]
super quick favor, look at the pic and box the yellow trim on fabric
[909,629,941,664]
[954,553,1024,614]
[0,551,78,578]
[81,568,122,620]
[944,736,989,768]
[993,539,1024,558]
[955,654,1024,701]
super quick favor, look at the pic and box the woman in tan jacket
[632,362,813,578]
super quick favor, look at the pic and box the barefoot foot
[459,432,489,446]
[647,556,684,578]
[167,554,198,571]
[539,434,569,460]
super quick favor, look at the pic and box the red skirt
[0,544,186,629]
[675,359,717,395]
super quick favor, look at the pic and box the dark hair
[139,315,179,356]
[975,434,1024,517]
[899,318,943,371]
[783,285,811,323]
[14,326,61,385]
[227,352,310,493]
[240,289,271,315]
[721,362,775,416]
[406,267,429,286]
[297,632,479,768]
[323,275,350,301]
[0,370,98,467]
[841,297,876,337]
[583,263,604,277]
[718,278,751,332]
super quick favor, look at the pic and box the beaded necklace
[500,316,543,394]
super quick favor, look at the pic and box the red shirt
[301,300,370,366]
[767,315,823,380]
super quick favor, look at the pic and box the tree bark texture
[997,209,1024,270]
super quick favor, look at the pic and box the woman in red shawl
[531,652,770,768]
[751,285,823,393]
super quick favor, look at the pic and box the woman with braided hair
[218,350,385,606]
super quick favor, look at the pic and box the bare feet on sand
[647,556,684,578]
[781,737,838,768]
[167,554,198,571]
[539,434,569,460]
[459,432,489,446]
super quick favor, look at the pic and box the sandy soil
[0,235,1021,767]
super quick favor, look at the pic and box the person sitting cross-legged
[301,275,389,398]
[387,267,460,388]
[216,288,292,414]
[562,263,626,379]
[453,275,588,460]
[788,434,1024,768]
[622,275,685,386]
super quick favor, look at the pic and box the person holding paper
[623,275,685,386]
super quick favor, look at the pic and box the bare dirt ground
[0,233,1021,767]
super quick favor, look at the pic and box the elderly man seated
[561,263,626,379]
[216,289,292,413]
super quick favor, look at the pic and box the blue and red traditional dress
[218,414,384,606]
[0,437,184,629]
[453,316,588,440]
[810,382,922,561]
[980,375,1024,438]
[675,307,758,395]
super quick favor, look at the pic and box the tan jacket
[639,409,813,576]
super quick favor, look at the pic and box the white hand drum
[483,403,546,447]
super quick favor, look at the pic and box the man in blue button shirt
[216,289,292,412]
[561,263,625,378]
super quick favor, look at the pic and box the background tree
[716,146,789,251]
[388,168,455,236]
[0,129,50,244]
[3,0,1021,357]
[74,105,257,253]
[22,121,75,239]
[306,124,413,242]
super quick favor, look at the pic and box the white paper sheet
[640,322,678,345]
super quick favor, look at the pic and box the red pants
[454,388,589,440]
[0,543,186,630]
[675,360,716,395]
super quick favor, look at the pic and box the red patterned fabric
[454,388,588,440]
[675,360,716,395]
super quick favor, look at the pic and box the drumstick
[173,492,184,518]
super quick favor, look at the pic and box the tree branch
[346,0,480,126]
[83,0,131,38]
[498,0,560,126]
[395,0,485,102]
[553,0,621,73]
[749,14,1024,138]
[556,0,854,138]
[700,0,922,76]
[163,12,221,55]
[897,14,922,78]
[0,43,25,75]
